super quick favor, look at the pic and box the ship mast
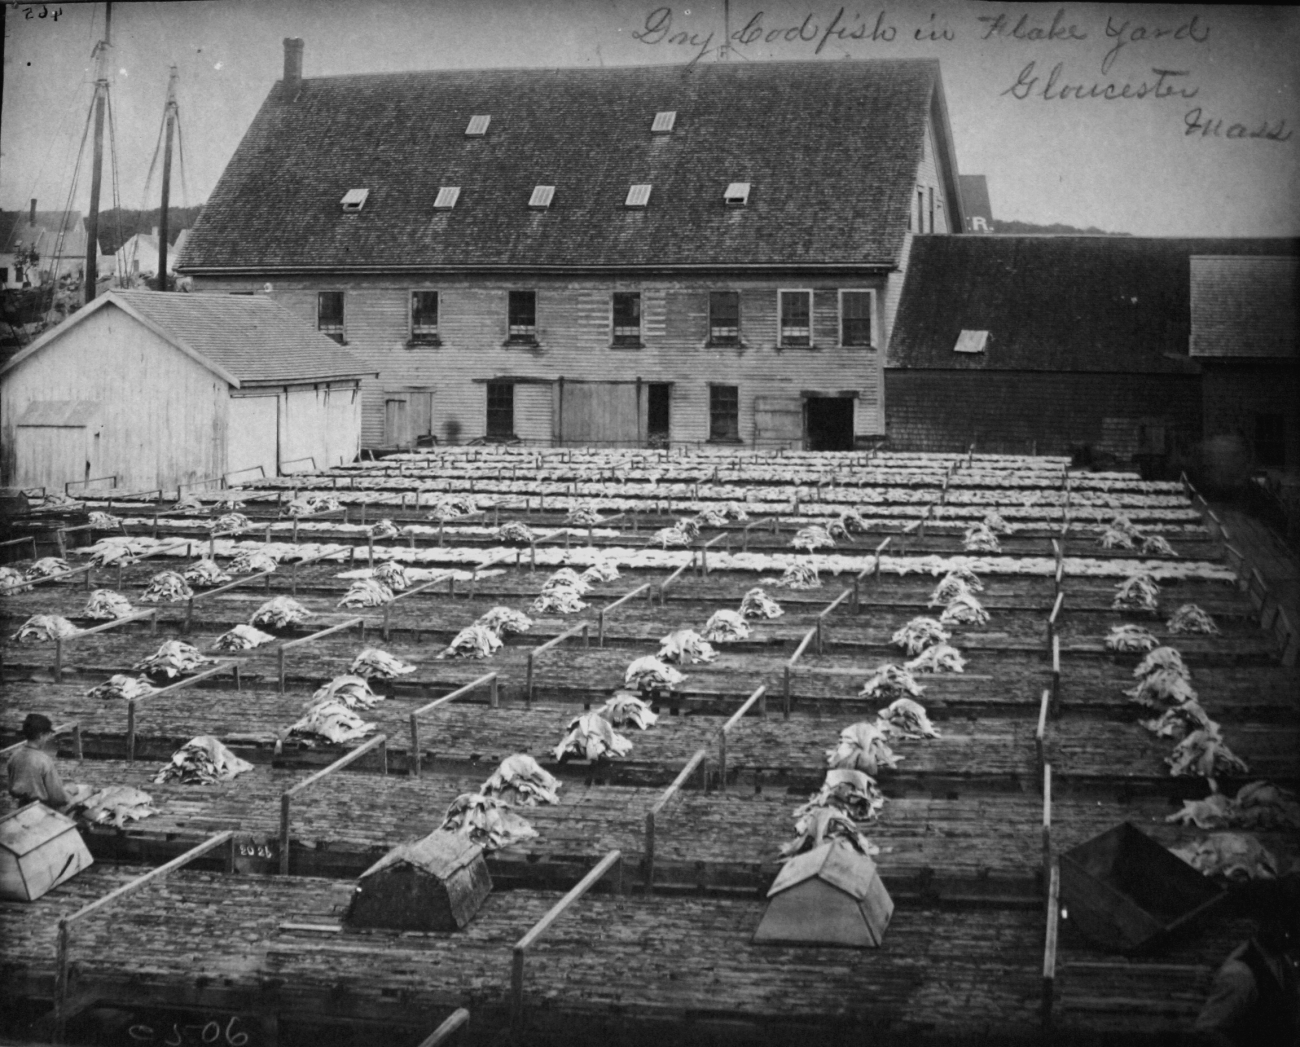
[84,1,112,305]
[157,65,179,290]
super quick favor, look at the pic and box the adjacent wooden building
[179,42,966,452]
[0,290,373,493]
[885,236,1299,464]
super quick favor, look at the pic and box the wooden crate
[0,802,94,902]
[754,839,893,947]
[1059,821,1225,954]
[346,830,490,932]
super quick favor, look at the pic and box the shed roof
[360,830,482,880]
[16,400,103,427]
[888,236,1300,373]
[181,59,955,273]
[768,840,878,900]
[0,291,375,387]
[1189,256,1299,359]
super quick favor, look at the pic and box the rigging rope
[45,81,98,322]
[106,91,125,285]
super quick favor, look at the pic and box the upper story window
[508,290,537,343]
[612,292,642,346]
[709,291,740,345]
[839,290,874,348]
[317,291,345,343]
[779,290,811,348]
[411,291,439,345]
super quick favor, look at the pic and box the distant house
[180,40,966,451]
[0,290,375,492]
[115,228,191,282]
[1191,255,1299,472]
[886,236,1299,462]
[0,203,110,287]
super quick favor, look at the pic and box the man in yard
[6,712,71,808]
[1194,873,1300,1047]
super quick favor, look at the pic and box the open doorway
[647,384,671,446]
[804,396,854,451]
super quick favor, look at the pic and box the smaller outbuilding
[0,290,375,494]
[754,839,893,947]
[346,830,491,932]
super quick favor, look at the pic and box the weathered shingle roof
[182,60,946,272]
[888,236,1300,373]
[1190,256,1298,359]
[1,291,374,387]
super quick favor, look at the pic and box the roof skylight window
[433,187,461,210]
[954,330,989,354]
[625,184,652,209]
[340,188,369,212]
[465,115,491,136]
[529,185,555,209]
[651,111,677,133]
[724,182,751,207]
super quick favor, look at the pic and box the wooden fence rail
[657,552,697,606]
[524,621,590,705]
[851,537,892,613]
[55,610,158,683]
[1042,861,1060,1031]
[127,661,241,762]
[1051,635,1061,715]
[277,617,367,693]
[815,588,853,654]
[1035,688,1050,776]
[717,685,767,791]
[416,1009,470,1047]
[511,850,623,1031]
[184,568,277,632]
[53,830,236,1043]
[280,734,388,874]
[1042,762,1052,887]
[644,749,709,891]
[0,720,81,762]
[597,583,653,646]
[1,562,94,597]
[409,672,500,777]
[382,571,455,640]
[783,626,818,718]
[1046,592,1064,654]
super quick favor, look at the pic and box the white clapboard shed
[0,290,375,494]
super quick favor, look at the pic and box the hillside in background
[993,218,1131,236]
[0,205,204,256]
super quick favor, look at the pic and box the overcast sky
[2,0,1297,236]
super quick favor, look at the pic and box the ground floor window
[487,382,515,437]
[1255,412,1285,467]
[709,385,740,442]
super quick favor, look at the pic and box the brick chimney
[283,38,304,87]
[29,198,36,225]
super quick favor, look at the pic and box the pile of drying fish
[531,567,590,614]
[250,596,314,629]
[213,512,252,533]
[939,591,989,627]
[739,587,783,619]
[1113,572,1160,613]
[134,640,215,679]
[554,691,658,761]
[702,609,750,642]
[859,664,925,702]
[0,566,31,593]
[86,674,157,701]
[87,511,122,530]
[963,523,1001,553]
[67,784,158,827]
[1171,833,1278,881]
[140,570,193,603]
[230,548,279,575]
[891,617,950,657]
[184,559,232,587]
[774,560,821,589]
[625,655,684,693]
[476,606,533,636]
[429,495,478,520]
[657,629,717,664]
[1124,644,1249,780]
[154,736,253,784]
[349,647,417,679]
[25,557,69,579]
[12,614,80,643]
[214,624,277,650]
[441,754,559,850]
[339,577,394,608]
[1168,780,1300,831]
[440,623,503,660]
[782,769,882,859]
[1105,624,1160,653]
[290,675,382,744]
[566,503,605,526]
[373,560,411,591]
[906,643,966,674]
[791,525,836,552]
[84,589,134,620]
[1168,603,1219,635]
[370,518,400,539]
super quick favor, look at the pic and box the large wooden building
[0,290,373,493]
[179,41,965,452]
[885,236,1300,468]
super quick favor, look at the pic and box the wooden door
[559,383,640,446]
[384,398,409,448]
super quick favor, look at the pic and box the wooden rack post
[1042,762,1052,888]
[1035,688,1050,776]
[644,750,708,891]
[783,627,818,718]
[54,831,235,1043]
[1042,861,1060,1032]
[597,583,652,647]
[280,734,388,874]
[408,673,499,777]
[126,660,240,763]
[511,851,622,1033]
[524,621,590,706]
[717,685,766,792]
[277,617,366,693]
[1051,635,1061,716]
[53,610,158,683]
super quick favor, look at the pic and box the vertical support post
[279,794,292,875]
[783,665,791,719]
[127,699,137,764]
[278,647,287,694]
[1042,763,1052,888]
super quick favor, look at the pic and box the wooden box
[1059,822,1225,954]
[346,830,491,932]
[0,802,94,902]
[754,840,893,947]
